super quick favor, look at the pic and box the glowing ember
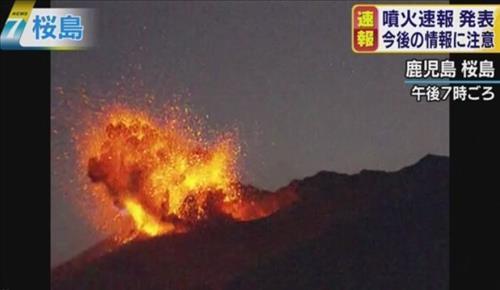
[79,105,241,238]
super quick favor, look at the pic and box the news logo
[0,0,95,50]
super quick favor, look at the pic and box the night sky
[51,1,449,267]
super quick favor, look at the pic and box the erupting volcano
[56,104,449,290]
[78,105,289,241]
[53,154,449,290]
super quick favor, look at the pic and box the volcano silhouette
[52,154,449,290]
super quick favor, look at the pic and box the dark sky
[51,1,449,267]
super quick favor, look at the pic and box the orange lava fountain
[78,105,242,239]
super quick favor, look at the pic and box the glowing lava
[79,105,241,238]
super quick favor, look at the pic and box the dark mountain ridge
[52,154,449,290]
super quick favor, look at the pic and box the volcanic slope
[52,154,449,290]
